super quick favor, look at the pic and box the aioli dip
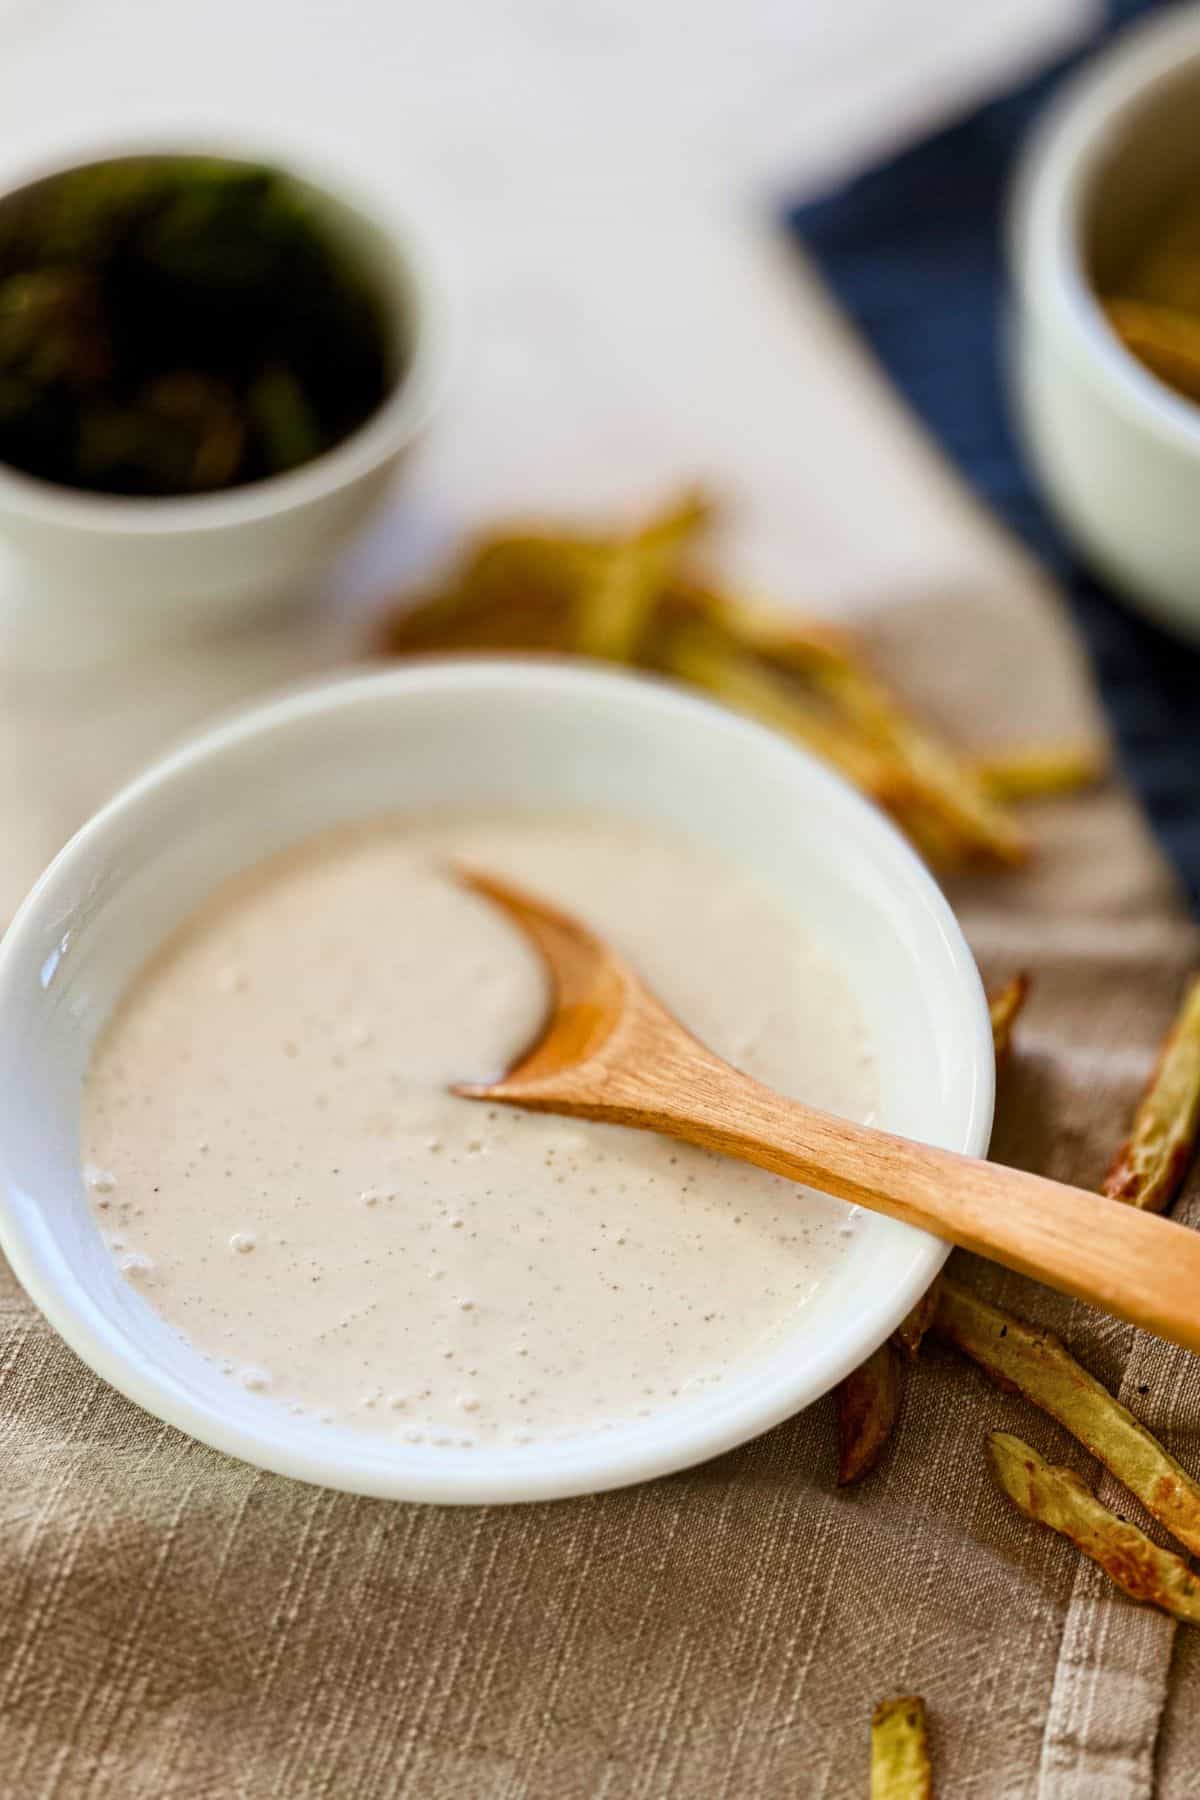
[83,814,878,1447]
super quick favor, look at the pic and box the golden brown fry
[372,532,591,657]
[973,743,1106,804]
[1126,216,1200,313]
[805,655,1029,869]
[934,1278,1200,1557]
[666,592,1024,868]
[989,973,1031,1070]
[892,1283,941,1361]
[1104,296,1200,404]
[665,622,900,794]
[835,1341,903,1486]
[375,492,710,663]
[726,597,1028,868]
[571,491,711,662]
[710,590,860,670]
[662,623,965,867]
[372,495,1037,875]
[463,530,600,605]
[371,579,479,656]
[1104,975,1200,1214]
[988,1432,1200,1624]
[870,1696,933,1800]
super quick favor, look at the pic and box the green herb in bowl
[0,156,396,497]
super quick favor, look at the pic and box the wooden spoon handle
[614,1051,1200,1354]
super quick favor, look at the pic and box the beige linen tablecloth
[2,257,1199,1799]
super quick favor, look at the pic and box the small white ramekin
[0,139,451,659]
[1011,6,1200,643]
[0,660,993,1502]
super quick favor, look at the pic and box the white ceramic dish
[0,660,993,1503]
[1011,6,1200,644]
[0,141,450,661]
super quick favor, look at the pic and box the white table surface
[0,0,1095,919]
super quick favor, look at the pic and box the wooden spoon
[452,869,1200,1356]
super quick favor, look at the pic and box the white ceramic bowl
[1011,6,1200,644]
[0,143,450,659]
[0,660,993,1502]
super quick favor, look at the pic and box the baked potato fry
[1126,220,1200,313]
[571,490,711,661]
[989,973,1031,1070]
[376,492,708,662]
[835,1340,903,1486]
[718,591,1031,867]
[666,623,903,798]
[934,1279,1200,1557]
[796,654,1029,870]
[1103,974,1200,1214]
[892,1283,941,1361]
[712,590,861,672]
[663,623,970,868]
[1104,297,1200,405]
[373,533,592,657]
[371,494,1062,876]
[870,1696,933,1800]
[725,600,1030,868]
[988,1432,1200,1624]
[973,743,1106,804]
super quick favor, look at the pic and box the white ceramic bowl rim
[0,660,994,1502]
[0,135,452,534]
[1010,6,1200,459]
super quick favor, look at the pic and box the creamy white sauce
[83,814,877,1446]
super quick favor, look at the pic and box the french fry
[973,744,1106,804]
[1126,219,1200,313]
[1104,297,1200,405]
[372,579,480,656]
[377,495,710,664]
[737,609,1029,869]
[373,533,590,657]
[988,1432,1200,1625]
[570,491,711,661]
[1103,975,1200,1214]
[709,588,861,671]
[462,530,599,608]
[892,1284,941,1361]
[988,973,1030,1069]
[870,1696,933,1800]
[835,1341,903,1486]
[665,623,902,794]
[663,623,967,868]
[698,641,992,871]
[370,494,1039,875]
[933,1279,1200,1558]
[810,658,1029,869]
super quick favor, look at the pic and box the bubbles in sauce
[82,813,879,1447]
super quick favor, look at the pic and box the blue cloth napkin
[789,0,1200,909]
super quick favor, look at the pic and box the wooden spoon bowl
[454,869,1200,1357]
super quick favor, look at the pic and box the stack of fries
[1102,204,1200,407]
[377,491,1199,1761]
[373,494,1104,872]
[839,974,1200,1630]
